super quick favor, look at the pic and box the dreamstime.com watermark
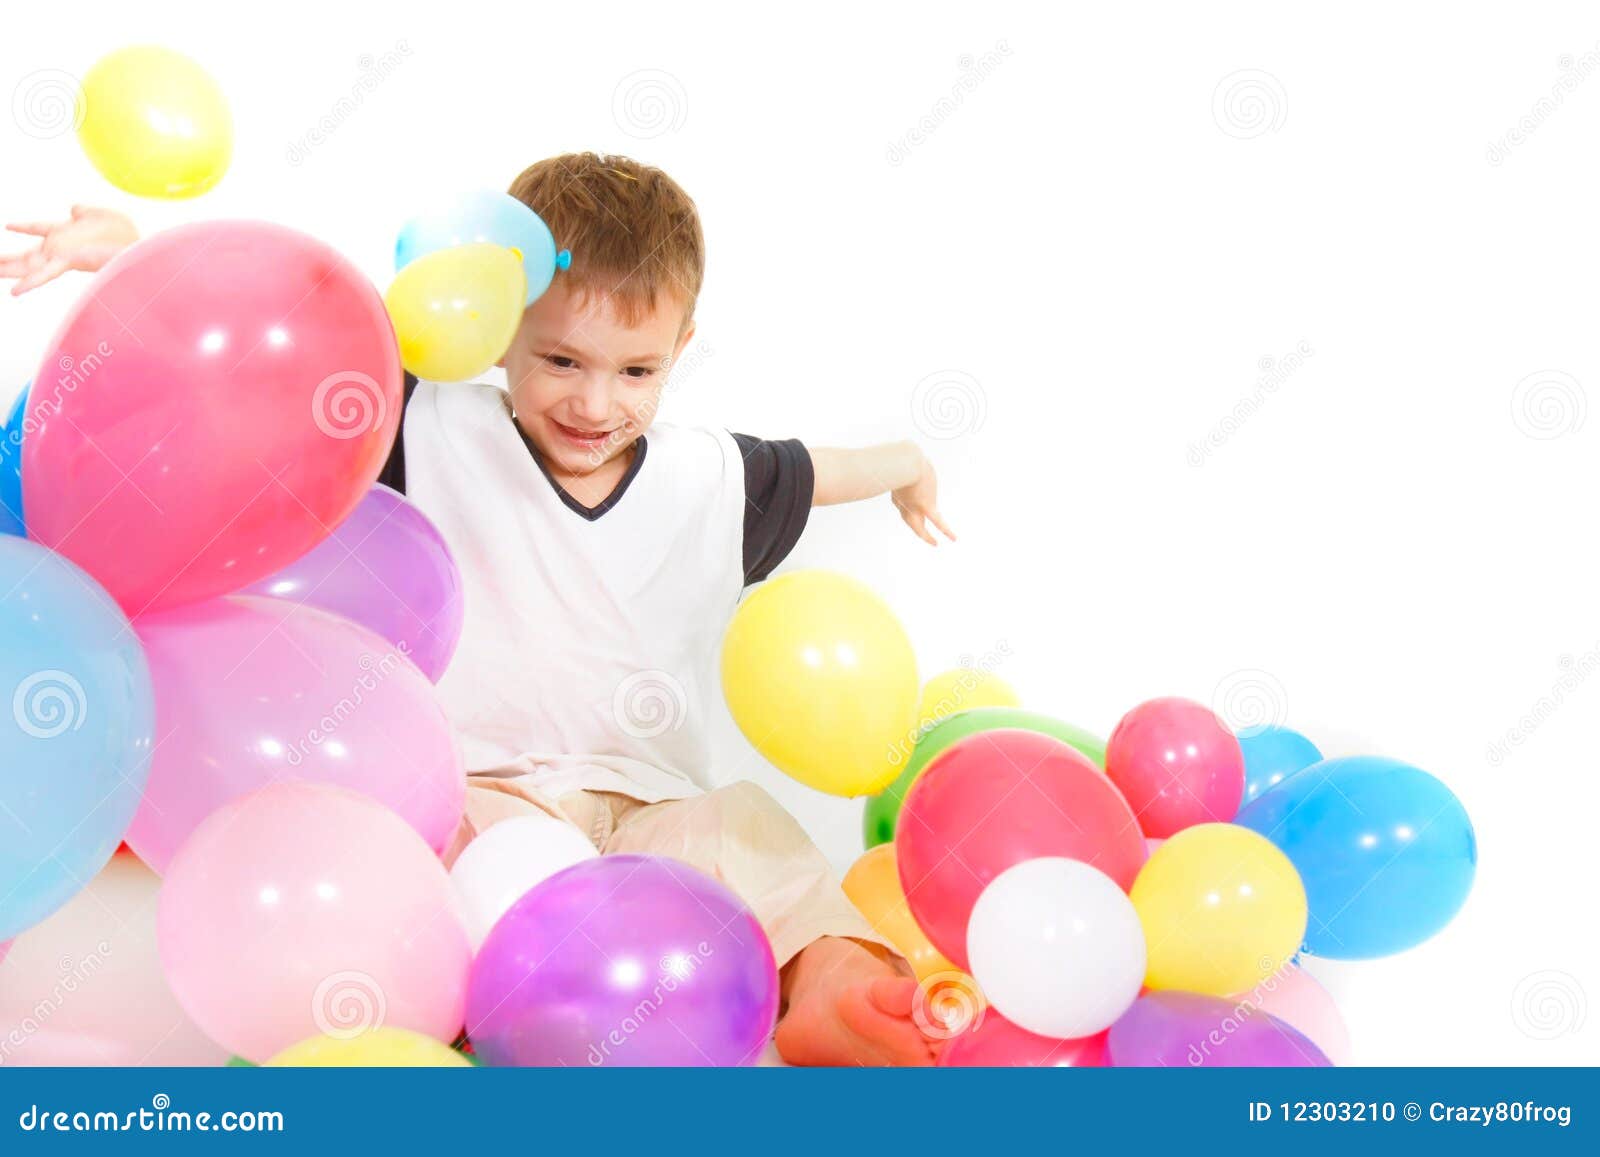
[586,941,713,1064]
[910,369,986,441]
[11,669,87,739]
[16,1095,283,1134]
[1509,370,1585,439]
[1212,70,1287,140]
[1510,970,1587,1041]
[886,642,1013,770]
[613,70,688,140]
[283,644,412,767]
[286,41,413,166]
[911,970,987,1040]
[1485,645,1600,766]
[11,68,83,139]
[311,970,388,1040]
[1212,668,1290,738]
[1188,341,1314,466]
[0,340,116,472]
[0,942,111,1066]
[1487,45,1600,165]
[1181,956,1316,1066]
[312,370,389,440]
[886,42,1013,166]
[612,669,690,740]
[583,340,715,468]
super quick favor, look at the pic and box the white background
[2,0,1595,1065]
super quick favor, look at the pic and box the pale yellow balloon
[266,1028,471,1067]
[77,46,232,199]
[1131,823,1307,996]
[385,243,526,382]
[842,843,957,981]
[915,667,1020,733]
[721,570,918,796]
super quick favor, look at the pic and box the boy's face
[502,281,694,479]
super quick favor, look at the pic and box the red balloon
[940,1012,1107,1067]
[895,729,1146,968]
[1105,697,1244,838]
[24,220,401,615]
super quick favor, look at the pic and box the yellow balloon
[1131,822,1307,996]
[76,46,232,199]
[385,244,526,382]
[266,1028,471,1067]
[842,844,957,981]
[721,570,918,796]
[915,667,1019,732]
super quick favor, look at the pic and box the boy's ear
[671,320,696,365]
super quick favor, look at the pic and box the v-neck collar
[509,407,649,522]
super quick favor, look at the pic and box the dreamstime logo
[312,371,388,440]
[1212,70,1287,140]
[1486,645,1600,767]
[886,642,1012,769]
[911,370,987,440]
[11,69,83,139]
[612,670,689,739]
[1487,46,1600,165]
[583,339,716,467]
[312,971,387,1040]
[0,941,112,1066]
[284,645,410,766]
[911,971,986,1040]
[1510,370,1585,439]
[886,42,1013,166]
[612,70,688,139]
[12,671,87,739]
[587,941,713,1065]
[1212,668,1289,737]
[1510,970,1586,1040]
[1189,341,1313,465]
[286,42,412,167]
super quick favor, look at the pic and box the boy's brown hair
[508,152,704,333]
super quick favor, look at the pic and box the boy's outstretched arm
[809,441,954,545]
[0,206,137,295]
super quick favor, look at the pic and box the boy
[4,154,955,1066]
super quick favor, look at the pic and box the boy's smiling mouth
[551,419,619,446]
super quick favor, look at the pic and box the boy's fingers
[928,509,956,541]
[5,221,57,238]
[11,256,68,294]
[0,252,39,275]
[902,508,937,546]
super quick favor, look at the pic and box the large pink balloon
[158,783,471,1063]
[24,220,401,615]
[127,596,463,873]
[1106,697,1244,838]
[0,854,228,1066]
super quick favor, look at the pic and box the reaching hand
[1,206,138,296]
[891,451,955,545]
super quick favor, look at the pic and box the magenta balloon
[1107,990,1332,1067]
[242,484,463,681]
[23,220,401,615]
[467,855,779,1067]
[127,595,464,873]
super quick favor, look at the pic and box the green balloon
[860,707,1107,849]
[224,1055,257,1068]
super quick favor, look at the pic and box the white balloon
[0,854,228,1066]
[449,814,599,949]
[967,857,1146,1039]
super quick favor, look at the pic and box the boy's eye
[621,366,656,380]
[544,354,578,370]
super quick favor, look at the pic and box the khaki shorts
[445,775,893,970]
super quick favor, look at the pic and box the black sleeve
[376,372,420,494]
[730,433,813,585]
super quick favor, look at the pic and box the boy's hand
[891,452,955,545]
[1,206,138,296]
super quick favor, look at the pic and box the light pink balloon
[0,854,228,1066]
[158,782,471,1063]
[128,596,463,873]
[1232,963,1351,1066]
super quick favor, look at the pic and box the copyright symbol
[1403,1102,1421,1121]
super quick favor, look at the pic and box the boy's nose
[572,375,612,423]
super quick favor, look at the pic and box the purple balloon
[1107,991,1332,1067]
[467,855,779,1067]
[242,483,462,681]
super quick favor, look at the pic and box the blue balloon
[1236,755,1476,960]
[396,190,571,306]
[0,535,154,940]
[0,380,27,537]
[1236,724,1323,810]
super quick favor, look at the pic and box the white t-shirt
[387,379,812,802]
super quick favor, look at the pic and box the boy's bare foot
[773,936,935,1066]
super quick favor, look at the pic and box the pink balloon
[158,782,471,1062]
[0,855,228,1066]
[1106,697,1244,838]
[940,1012,1107,1067]
[129,592,464,870]
[24,220,401,615]
[127,596,463,873]
[0,940,9,966]
[1231,964,1352,1066]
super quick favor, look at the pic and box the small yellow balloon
[721,570,918,796]
[1131,822,1307,996]
[915,667,1019,733]
[76,46,232,199]
[266,1028,471,1067]
[385,243,526,382]
[842,844,957,981]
